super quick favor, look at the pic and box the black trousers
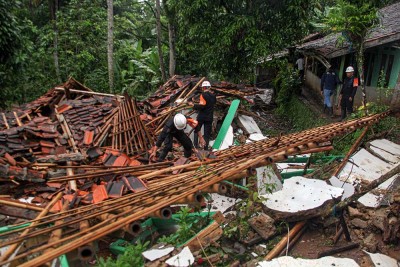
[340,95,353,120]
[194,120,212,150]
[158,131,193,161]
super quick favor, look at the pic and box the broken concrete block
[363,233,378,253]
[262,176,343,221]
[142,245,174,262]
[166,246,194,267]
[347,206,364,218]
[257,256,359,267]
[363,251,398,267]
[256,166,282,195]
[238,115,262,135]
[351,218,368,229]
[248,213,276,240]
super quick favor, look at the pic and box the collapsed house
[0,76,399,266]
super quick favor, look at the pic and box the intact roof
[297,2,400,58]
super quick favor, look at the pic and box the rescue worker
[149,113,201,162]
[191,80,216,150]
[321,66,341,117]
[339,66,358,121]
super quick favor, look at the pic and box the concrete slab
[257,256,359,267]
[238,115,262,134]
[329,176,355,200]
[207,193,239,213]
[256,166,282,194]
[357,174,399,208]
[363,251,398,267]
[338,148,393,184]
[369,139,400,158]
[247,133,268,142]
[262,176,343,213]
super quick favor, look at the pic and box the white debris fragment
[338,149,393,184]
[207,193,239,213]
[256,166,282,194]
[218,126,233,150]
[263,176,343,213]
[363,250,398,267]
[329,176,355,200]
[257,256,359,267]
[166,246,194,267]
[142,246,175,261]
[238,115,262,134]
[357,174,399,208]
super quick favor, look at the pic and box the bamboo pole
[264,221,307,260]
[0,192,63,262]
[0,199,45,212]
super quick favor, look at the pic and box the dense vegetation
[0,0,396,109]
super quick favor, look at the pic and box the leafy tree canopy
[168,0,317,82]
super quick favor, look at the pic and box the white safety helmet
[345,66,354,73]
[173,113,187,130]
[201,81,211,88]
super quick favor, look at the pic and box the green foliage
[223,177,268,241]
[158,207,212,246]
[96,240,149,267]
[0,0,21,64]
[272,60,302,116]
[324,0,378,43]
[167,0,317,82]
[280,97,328,132]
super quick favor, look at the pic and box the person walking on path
[321,66,341,117]
[296,55,305,82]
[339,66,358,121]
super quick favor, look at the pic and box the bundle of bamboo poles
[92,95,154,155]
[0,112,390,266]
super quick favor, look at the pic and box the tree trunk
[356,42,367,114]
[50,0,61,83]
[168,23,176,77]
[107,0,114,93]
[155,0,166,82]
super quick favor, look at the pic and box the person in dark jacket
[191,80,216,150]
[321,67,341,117]
[149,114,200,162]
[340,66,358,121]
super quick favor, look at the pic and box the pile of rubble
[0,76,399,267]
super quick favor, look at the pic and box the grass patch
[276,97,328,132]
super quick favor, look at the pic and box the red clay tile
[40,140,56,148]
[108,181,125,198]
[50,200,63,212]
[56,104,72,114]
[46,182,63,188]
[113,154,130,167]
[92,184,108,203]
[4,153,16,166]
[83,130,94,145]
[55,146,67,154]
[63,194,75,202]
[128,159,142,166]
[122,176,147,193]
[41,147,55,155]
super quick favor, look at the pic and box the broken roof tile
[83,131,94,145]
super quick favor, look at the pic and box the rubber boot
[340,108,346,121]
[329,107,334,118]
[323,104,327,114]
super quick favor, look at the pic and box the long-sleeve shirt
[155,119,180,147]
[193,91,216,121]
[340,76,358,98]
[321,71,341,91]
